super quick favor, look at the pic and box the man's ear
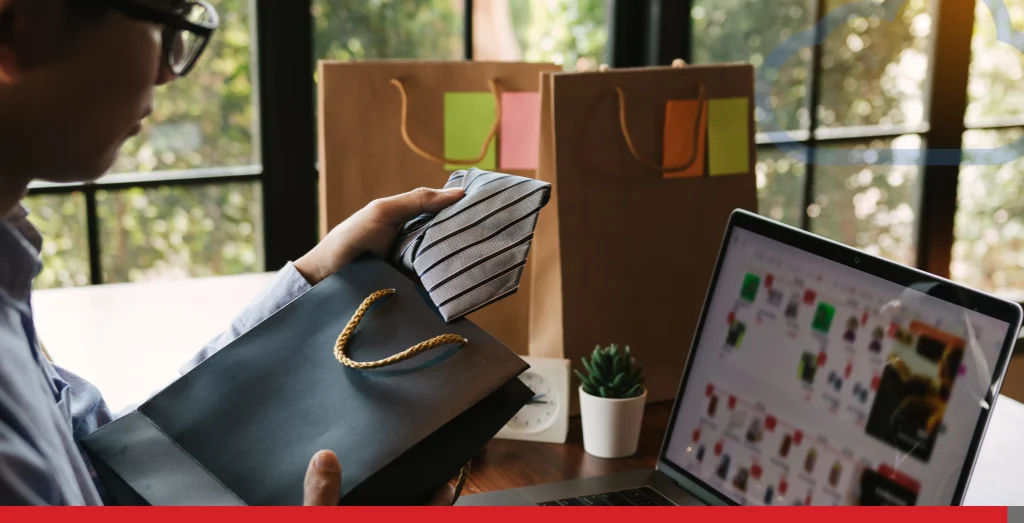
[0,0,21,85]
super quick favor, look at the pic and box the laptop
[458,209,1023,506]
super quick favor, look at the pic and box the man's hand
[303,450,343,506]
[294,187,465,286]
[302,450,457,506]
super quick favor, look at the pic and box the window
[28,0,1017,304]
[95,183,263,283]
[691,0,815,134]
[22,193,90,288]
[809,135,923,266]
[312,0,465,60]
[312,0,608,67]
[693,0,933,267]
[953,1,1024,298]
[471,0,609,70]
[691,0,1024,300]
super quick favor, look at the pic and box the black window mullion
[801,0,828,232]
[464,0,473,60]
[917,0,974,277]
[84,187,103,285]
[609,0,651,67]
[648,0,693,66]
[612,0,698,68]
[254,0,317,271]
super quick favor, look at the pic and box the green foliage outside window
[27,0,1023,297]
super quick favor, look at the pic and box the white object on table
[31,272,278,414]
[579,385,647,459]
[495,355,571,444]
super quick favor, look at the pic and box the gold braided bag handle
[333,288,472,505]
[389,78,503,166]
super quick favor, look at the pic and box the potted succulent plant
[574,344,647,458]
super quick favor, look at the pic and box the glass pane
[952,128,1024,296]
[96,183,264,283]
[112,0,258,174]
[816,0,934,129]
[471,0,608,71]
[756,146,807,227]
[21,193,91,289]
[692,0,815,132]
[312,0,464,60]
[965,1,1024,126]
[809,135,924,265]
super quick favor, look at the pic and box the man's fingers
[370,187,465,225]
[303,450,342,506]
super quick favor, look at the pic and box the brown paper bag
[317,61,560,355]
[529,63,759,406]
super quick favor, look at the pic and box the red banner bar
[0,506,1008,523]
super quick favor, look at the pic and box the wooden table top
[461,403,671,496]
[461,396,1024,505]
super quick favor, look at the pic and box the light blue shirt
[0,206,312,505]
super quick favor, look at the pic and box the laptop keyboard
[536,486,676,506]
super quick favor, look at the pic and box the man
[0,0,463,505]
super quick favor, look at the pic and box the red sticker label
[765,274,774,288]
[844,363,852,379]
[727,312,736,325]
[871,376,880,391]
[803,289,817,304]
[765,416,777,431]
[817,352,827,367]
[779,480,788,496]
[793,431,803,445]
[692,429,701,443]
[714,442,724,457]
[728,396,737,410]
[878,464,921,493]
[751,464,763,480]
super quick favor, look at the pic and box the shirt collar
[0,204,43,303]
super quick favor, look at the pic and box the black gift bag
[80,257,532,506]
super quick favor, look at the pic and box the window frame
[620,0,975,283]
[22,0,998,304]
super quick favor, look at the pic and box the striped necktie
[393,168,552,322]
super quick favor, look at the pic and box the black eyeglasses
[98,0,219,77]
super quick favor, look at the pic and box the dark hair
[64,0,112,20]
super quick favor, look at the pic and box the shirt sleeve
[178,261,312,375]
[0,417,58,505]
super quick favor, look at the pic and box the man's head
[0,0,215,187]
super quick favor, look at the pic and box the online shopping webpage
[665,228,1010,506]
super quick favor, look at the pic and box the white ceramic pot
[579,385,647,458]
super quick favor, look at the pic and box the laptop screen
[663,225,1012,506]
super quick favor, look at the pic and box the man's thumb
[304,450,342,506]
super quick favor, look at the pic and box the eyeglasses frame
[95,0,220,77]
